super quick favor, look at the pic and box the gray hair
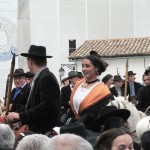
[0,124,15,150]
[43,133,93,150]
[16,134,50,150]
[136,116,150,139]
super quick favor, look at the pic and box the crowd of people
[0,45,150,150]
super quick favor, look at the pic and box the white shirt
[73,81,99,114]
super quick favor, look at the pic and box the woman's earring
[96,70,99,75]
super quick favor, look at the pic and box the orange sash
[70,79,111,119]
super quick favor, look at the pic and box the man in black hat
[144,66,150,79]
[110,75,123,98]
[4,45,60,134]
[25,71,34,86]
[136,67,150,112]
[122,71,141,102]
[2,68,30,112]
[60,71,79,123]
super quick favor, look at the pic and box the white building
[69,37,150,83]
[1,0,150,95]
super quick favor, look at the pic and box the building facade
[1,0,150,95]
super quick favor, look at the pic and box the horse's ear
[114,96,117,100]
[127,95,129,101]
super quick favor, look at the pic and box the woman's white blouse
[73,81,99,114]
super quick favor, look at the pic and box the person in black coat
[3,45,60,134]
[122,71,141,102]
[10,69,30,112]
[136,85,150,112]
[60,71,79,115]
[110,75,123,98]
[2,69,30,113]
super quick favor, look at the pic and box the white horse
[108,96,146,143]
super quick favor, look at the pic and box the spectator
[60,71,79,116]
[122,71,141,103]
[25,71,34,86]
[94,128,134,150]
[60,122,99,145]
[102,74,113,89]
[13,130,36,149]
[136,84,150,112]
[144,66,150,79]
[61,77,69,87]
[1,69,30,112]
[78,72,84,79]
[110,75,123,98]
[142,74,150,86]
[0,124,15,150]
[140,130,150,150]
[136,116,150,140]
[44,133,93,150]
[16,134,50,150]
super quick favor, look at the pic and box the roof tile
[69,37,150,59]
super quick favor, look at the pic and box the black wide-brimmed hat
[91,106,130,132]
[20,45,52,58]
[25,71,34,78]
[114,75,122,82]
[13,69,26,77]
[60,122,99,145]
[128,71,136,76]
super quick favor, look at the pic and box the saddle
[12,122,28,139]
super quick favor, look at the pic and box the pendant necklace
[82,79,99,88]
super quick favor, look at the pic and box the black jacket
[136,85,150,112]
[122,82,142,101]
[60,85,71,114]
[11,83,30,112]
[19,68,60,134]
[110,86,123,97]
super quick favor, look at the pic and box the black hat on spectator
[113,75,122,82]
[128,71,136,76]
[13,69,26,77]
[25,71,34,78]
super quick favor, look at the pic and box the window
[69,39,76,55]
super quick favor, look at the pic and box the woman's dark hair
[94,128,131,150]
[141,130,150,150]
[83,55,107,75]
[102,74,113,84]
